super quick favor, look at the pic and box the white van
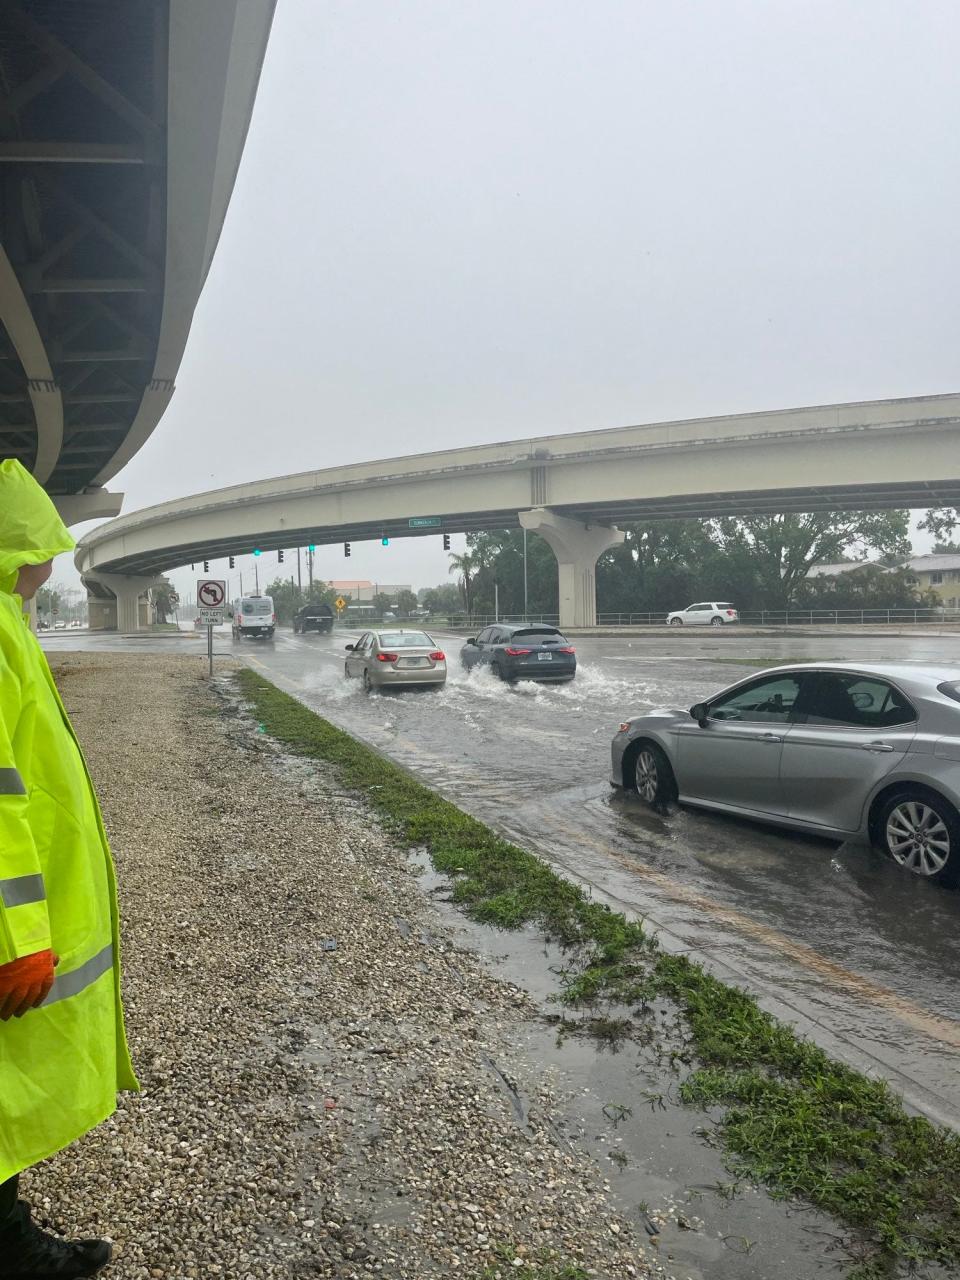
[231,594,276,640]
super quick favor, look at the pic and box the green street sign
[408,516,441,528]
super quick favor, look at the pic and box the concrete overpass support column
[83,573,161,634]
[519,508,625,629]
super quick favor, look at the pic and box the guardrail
[596,609,960,627]
[423,609,960,629]
[330,609,960,629]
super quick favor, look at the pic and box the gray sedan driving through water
[611,663,960,884]
[344,629,447,690]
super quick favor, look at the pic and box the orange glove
[0,949,57,1021]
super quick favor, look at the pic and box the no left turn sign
[197,579,226,608]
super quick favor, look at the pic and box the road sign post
[197,579,226,678]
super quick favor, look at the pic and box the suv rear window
[242,600,272,615]
[510,629,568,644]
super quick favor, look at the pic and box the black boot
[0,1201,111,1279]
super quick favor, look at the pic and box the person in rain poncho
[0,459,136,1279]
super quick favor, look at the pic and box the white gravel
[26,653,657,1279]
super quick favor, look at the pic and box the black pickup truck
[292,602,335,634]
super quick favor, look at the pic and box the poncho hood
[0,459,75,595]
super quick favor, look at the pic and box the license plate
[538,652,553,661]
[399,657,427,667]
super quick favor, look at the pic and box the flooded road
[47,625,960,1129]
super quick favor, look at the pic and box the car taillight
[558,646,576,654]
[428,651,445,661]
[726,609,735,617]
[619,722,631,732]
[376,652,398,663]
[504,646,532,656]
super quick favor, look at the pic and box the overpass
[75,391,960,630]
[0,0,276,520]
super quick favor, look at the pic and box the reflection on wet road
[47,625,960,1127]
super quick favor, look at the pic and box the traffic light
[443,533,451,551]
[308,544,316,553]
[278,549,284,563]
[228,556,235,569]
[203,560,210,572]
[381,536,390,547]
[344,542,351,557]
[253,548,262,557]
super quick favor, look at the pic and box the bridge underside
[81,478,960,579]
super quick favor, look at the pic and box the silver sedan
[344,629,447,690]
[611,662,960,884]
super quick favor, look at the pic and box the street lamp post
[523,528,528,618]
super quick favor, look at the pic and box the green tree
[152,577,179,624]
[36,585,61,619]
[448,550,480,615]
[396,588,418,615]
[418,583,461,614]
[712,511,911,609]
[265,577,337,625]
[592,512,912,614]
[799,564,934,610]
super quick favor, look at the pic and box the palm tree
[151,577,179,624]
[448,551,478,617]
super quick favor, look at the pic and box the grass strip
[236,669,960,1279]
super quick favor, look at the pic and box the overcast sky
[62,0,960,603]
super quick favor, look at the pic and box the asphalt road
[46,624,960,1129]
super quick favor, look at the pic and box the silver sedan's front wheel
[635,748,659,802]
[633,743,675,807]
[876,787,960,885]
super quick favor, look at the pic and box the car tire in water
[710,616,723,627]
[632,742,676,807]
[876,786,959,885]
[669,617,682,626]
[362,669,373,694]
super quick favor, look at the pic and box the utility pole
[297,547,302,591]
[254,560,259,593]
[523,528,528,618]
[308,547,314,589]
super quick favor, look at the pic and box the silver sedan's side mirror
[344,643,354,651]
[690,703,708,727]
[466,637,477,646]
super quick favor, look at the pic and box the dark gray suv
[460,625,576,683]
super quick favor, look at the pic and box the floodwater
[46,624,960,1130]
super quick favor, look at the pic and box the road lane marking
[539,815,960,1051]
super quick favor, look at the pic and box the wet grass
[237,669,960,1279]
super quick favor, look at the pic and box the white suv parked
[666,601,739,627]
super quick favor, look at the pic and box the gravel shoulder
[30,653,656,1279]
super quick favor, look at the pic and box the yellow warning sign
[335,597,347,611]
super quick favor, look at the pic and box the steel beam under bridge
[76,391,960,629]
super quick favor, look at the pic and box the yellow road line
[546,816,960,1050]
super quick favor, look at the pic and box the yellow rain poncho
[0,459,136,1183]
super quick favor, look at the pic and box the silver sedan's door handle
[862,741,895,752]
[755,732,783,743]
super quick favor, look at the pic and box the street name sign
[408,516,441,528]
